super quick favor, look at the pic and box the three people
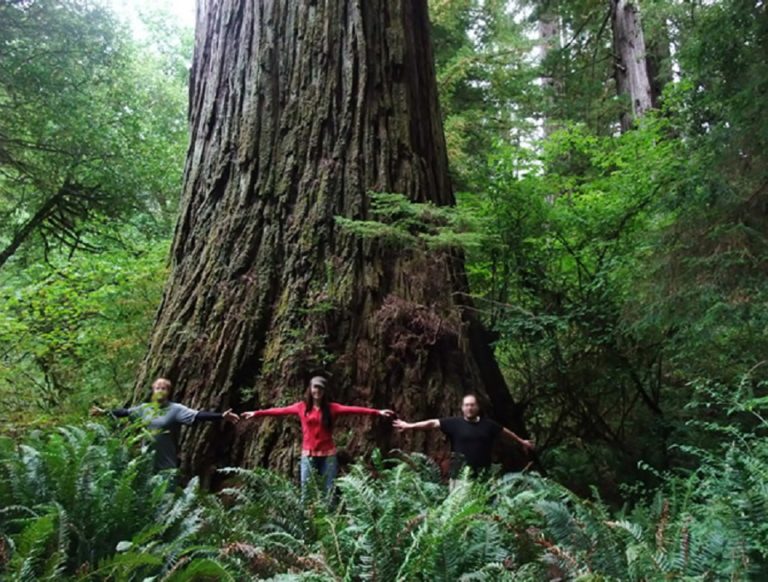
[241,375,395,495]
[91,377,239,472]
[100,376,533,493]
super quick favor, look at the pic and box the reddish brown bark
[137,0,528,483]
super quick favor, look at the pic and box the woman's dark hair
[304,376,333,431]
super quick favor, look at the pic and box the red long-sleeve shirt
[249,401,380,456]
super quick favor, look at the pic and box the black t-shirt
[439,417,503,476]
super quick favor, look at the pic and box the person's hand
[90,405,106,417]
[222,409,239,424]
[520,439,535,453]
[379,409,396,418]
[393,419,411,432]
[241,411,257,420]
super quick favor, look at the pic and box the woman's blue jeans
[300,454,338,498]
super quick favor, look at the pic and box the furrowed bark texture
[137,0,527,481]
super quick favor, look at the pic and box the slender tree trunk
[137,0,528,482]
[538,9,561,139]
[645,22,672,108]
[611,0,653,131]
[538,8,561,205]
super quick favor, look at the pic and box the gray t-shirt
[127,402,198,470]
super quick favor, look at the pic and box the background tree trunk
[645,22,672,109]
[538,8,561,139]
[136,0,528,484]
[611,0,653,131]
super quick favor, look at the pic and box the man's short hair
[152,378,173,391]
[462,393,479,404]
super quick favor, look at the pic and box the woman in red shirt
[241,376,394,496]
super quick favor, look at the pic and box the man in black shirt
[393,394,533,477]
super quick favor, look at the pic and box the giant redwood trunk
[137,0,527,482]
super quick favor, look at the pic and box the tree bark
[611,0,653,131]
[137,0,528,482]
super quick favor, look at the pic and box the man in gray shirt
[92,378,239,471]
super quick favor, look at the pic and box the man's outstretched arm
[393,418,440,432]
[501,427,534,452]
[195,409,239,424]
[90,406,135,419]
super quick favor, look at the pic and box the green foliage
[0,240,168,421]
[0,423,172,578]
[2,423,767,580]
[0,0,190,266]
[336,192,483,250]
[430,0,540,189]
[0,0,187,431]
